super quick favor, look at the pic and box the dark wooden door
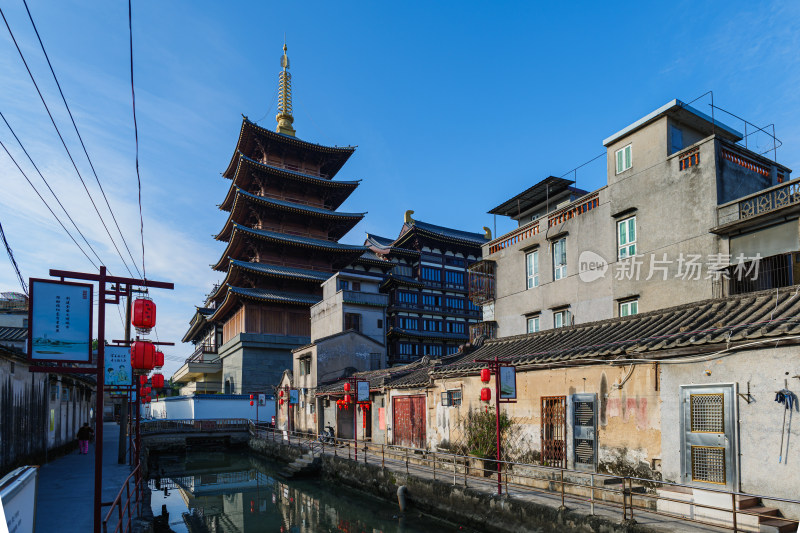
[392,395,426,448]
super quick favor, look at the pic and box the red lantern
[145,386,151,395]
[279,399,284,406]
[131,341,155,371]
[146,395,151,404]
[279,390,284,398]
[250,400,254,406]
[132,297,156,333]
[343,382,351,392]
[250,394,254,400]
[151,373,164,389]
[344,394,351,404]
[480,368,491,383]
[139,375,147,385]
[154,351,164,368]
[480,387,491,402]
[139,387,147,397]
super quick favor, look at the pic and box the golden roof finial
[276,40,296,136]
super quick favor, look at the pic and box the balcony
[340,290,388,308]
[470,321,497,343]
[712,252,799,298]
[716,178,800,230]
[468,260,496,305]
[187,343,218,363]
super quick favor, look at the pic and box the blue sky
[1,1,799,373]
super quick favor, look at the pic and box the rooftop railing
[717,177,800,226]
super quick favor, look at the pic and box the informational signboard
[258,394,266,406]
[29,279,93,363]
[105,346,132,391]
[288,389,299,405]
[499,366,517,400]
[356,380,370,402]
[0,465,38,533]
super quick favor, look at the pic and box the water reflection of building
[152,452,396,533]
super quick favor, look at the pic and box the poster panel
[105,345,132,391]
[356,380,369,402]
[29,279,93,363]
[289,389,299,405]
[499,366,517,400]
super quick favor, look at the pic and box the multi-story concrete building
[470,99,793,338]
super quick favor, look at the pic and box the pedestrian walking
[77,423,94,454]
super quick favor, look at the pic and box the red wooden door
[392,395,426,448]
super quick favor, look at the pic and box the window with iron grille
[690,394,724,433]
[691,446,726,484]
[441,389,462,407]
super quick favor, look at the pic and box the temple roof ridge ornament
[276,42,296,136]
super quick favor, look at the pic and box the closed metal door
[680,385,736,490]
[392,395,426,448]
[572,394,597,471]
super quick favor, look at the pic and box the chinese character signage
[105,345,132,389]
[499,366,517,400]
[29,279,93,363]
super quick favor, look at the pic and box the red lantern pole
[494,357,501,495]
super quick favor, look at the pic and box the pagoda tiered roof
[212,224,368,272]
[208,285,322,323]
[365,233,420,258]
[222,118,356,180]
[207,259,332,304]
[216,187,366,242]
[220,155,361,212]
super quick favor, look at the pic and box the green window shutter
[619,221,627,245]
[625,146,632,168]
[628,218,636,242]
[617,150,623,172]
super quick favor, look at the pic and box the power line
[0,111,106,267]
[0,138,98,269]
[128,0,146,281]
[21,0,143,279]
[0,5,136,277]
[0,219,27,295]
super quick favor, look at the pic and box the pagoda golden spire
[275,42,296,136]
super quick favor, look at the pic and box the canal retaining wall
[248,436,655,533]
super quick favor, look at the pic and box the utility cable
[0,138,98,269]
[0,6,135,277]
[21,0,143,279]
[0,218,27,295]
[0,111,106,267]
[128,0,146,281]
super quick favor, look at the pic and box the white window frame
[615,144,632,174]
[553,238,567,280]
[617,216,636,259]
[554,309,571,329]
[526,250,539,289]
[526,316,540,333]
[620,299,638,317]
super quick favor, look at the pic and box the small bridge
[141,418,253,449]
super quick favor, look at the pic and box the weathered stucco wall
[660,345,800,510]
[429,364,661,478]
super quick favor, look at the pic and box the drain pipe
[397,485,408,512]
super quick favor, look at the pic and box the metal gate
[680,384,736,490]
[541,396,567,468]
[572,394,597,471]
[392,395,426,448]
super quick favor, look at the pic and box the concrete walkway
[35,422,134,533]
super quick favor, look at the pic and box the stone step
[738,496,762,510]
[742,506,780,521]
[760,518,798,533]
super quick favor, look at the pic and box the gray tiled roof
[388,328,469,341]
[226,286,321,306]
[230,260,331,282]
[0,326,26,342]
[432,286,800,378]
[411,220,488,245]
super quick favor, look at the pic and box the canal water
[148,450,477,533]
